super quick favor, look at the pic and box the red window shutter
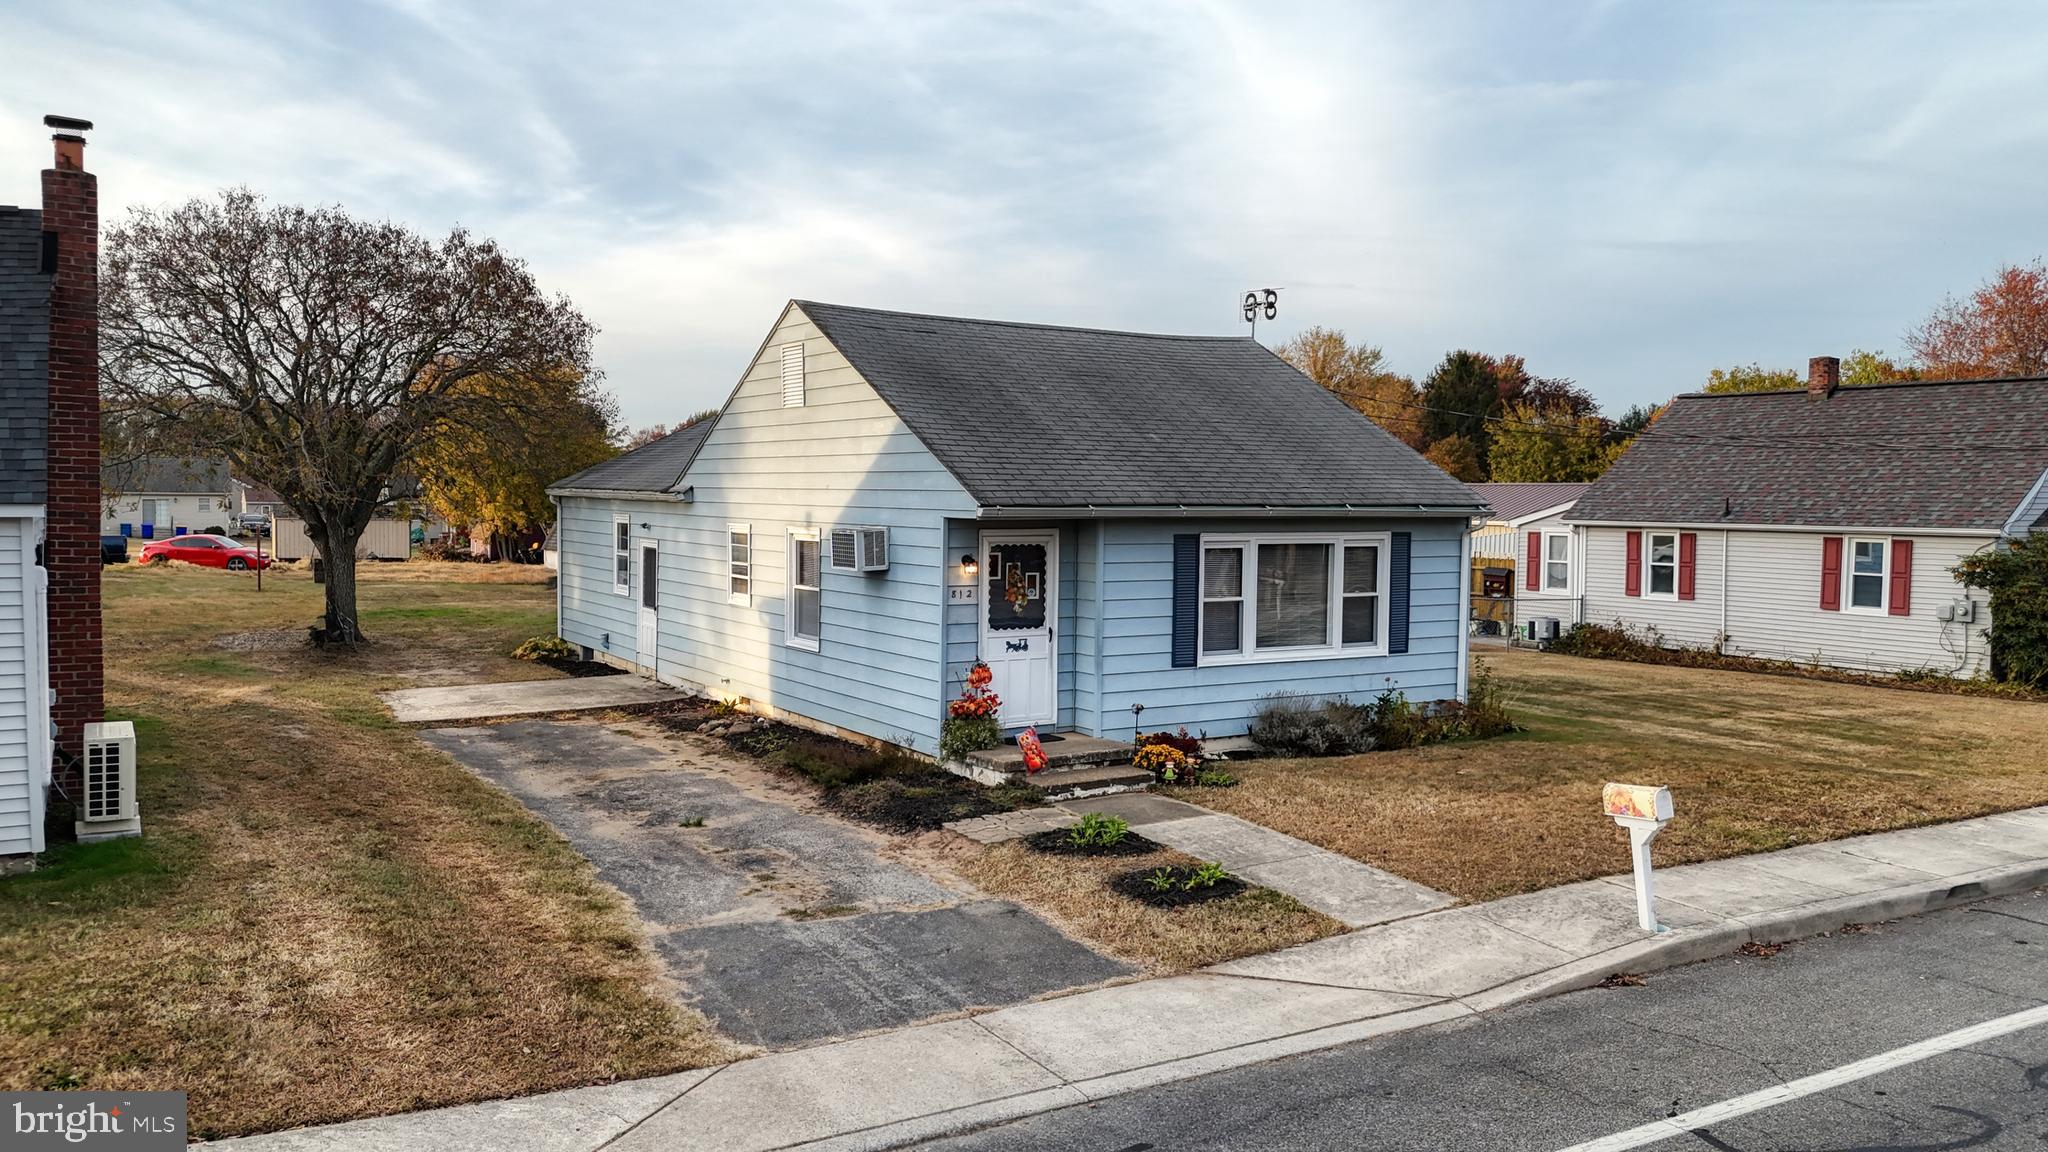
[1888,539,1913,616]
[1820,536,1843,611]
[1678,533,1697,601]
[1526,532,1541,591]
[1624,531,1642,597]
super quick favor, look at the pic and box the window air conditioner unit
[76,720,142,842]
[828,526,889,573]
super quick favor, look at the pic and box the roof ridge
[1677,374,2048,400]
[795,299,1254,343]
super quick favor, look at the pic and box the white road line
[1552,1001,2048,1152]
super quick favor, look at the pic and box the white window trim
[1197,532,1391,666]
[1541,530,1573,594]
[1642,530,1680,601]
[786,527,822,651]
[1844,536,1891,615]
[611,514,632,596]
[728,523,752,606]
[1199,543,1246,658]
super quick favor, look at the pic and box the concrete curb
[822,859,2048,1150]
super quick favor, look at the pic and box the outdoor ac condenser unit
[828,527,890,573]
[75,720,142,843]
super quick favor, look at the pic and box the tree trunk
[307,512,371,645]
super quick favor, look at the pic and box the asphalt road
[924,889,2048,1151]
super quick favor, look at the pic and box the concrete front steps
[955,734,1152,800]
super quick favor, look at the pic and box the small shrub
[1113,862,1248,907]
[940,714,1002,762]
[202,524,227,535]
[1248,694,1377,756]
[1958,536,2048,689]
[1183,861,1231,890]
[511,634,579,662]
[1136,728,1203,756]
[1191,768,1238,788]
[1067,812,1131,849]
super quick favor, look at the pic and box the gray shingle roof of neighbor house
[796,301,1486,512]
[1469,482,1588,522]
[0,206,49,506]
[1568,376,2048,533]
[103,456,232,495]
[549,418,718,495]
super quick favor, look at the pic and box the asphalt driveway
[419,720,1128,1049]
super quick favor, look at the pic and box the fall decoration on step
[1018,725,1050,775]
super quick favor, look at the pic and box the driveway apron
[419,720,1128,1048]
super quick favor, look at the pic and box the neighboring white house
[232,477,289,520]
[101,457,234,538]
[1564,359,2048,678]
[1470,482,1588,636]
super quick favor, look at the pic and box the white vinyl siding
[99,491,234,537]
[0,516,42,858]
[1578,526,1995,677]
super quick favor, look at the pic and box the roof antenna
[1240,288,1278,341]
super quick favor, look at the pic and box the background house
[232,477,289,520]
[0,119,103,864]
[1565,358,2048,677]
[551,302,1485,759]
[101,456,233,537]
[1469,482,1589,637]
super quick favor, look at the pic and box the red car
[139,533,272,571]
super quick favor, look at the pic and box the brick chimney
[1807,355,1840,399]
[40,114,101,793]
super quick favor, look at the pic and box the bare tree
[101,189,596,642]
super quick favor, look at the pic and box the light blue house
[549,302,1486,760]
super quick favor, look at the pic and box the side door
[636,538,660,678]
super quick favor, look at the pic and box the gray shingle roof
[103,456,232,495]
[1569,378,2048,532]
[550,418,717,494]
[0,206,49,505]
[1470,482,1587,522]
[797,301,1483,511]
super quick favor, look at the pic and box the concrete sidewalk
[209,806,2048,1152]
[380,676,688,723]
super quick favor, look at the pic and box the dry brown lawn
[943,838,1343,973]
[0,563,732,1139]
[1184,649,2048,903]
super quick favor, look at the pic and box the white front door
[980,531,1057,727]
[636,538,660,677]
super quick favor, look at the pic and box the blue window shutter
[1171,534,1199,668]
[1388,531,1411,655]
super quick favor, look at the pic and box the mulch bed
[1110,867,1250,909]
[824,772,1045,835]
[1022,828,1161,857]
[533,655,625,678]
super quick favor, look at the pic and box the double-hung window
[1199,533,1388,663]
[1645,531,1678,598]
[728,525,752,605]
[786,529,822,650]
[1848,538,1887,611]
[1543,533,1571,592]
[612,516,631,595]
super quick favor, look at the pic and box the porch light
[960,553,979,577]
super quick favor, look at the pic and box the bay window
[1199,533,1388,663]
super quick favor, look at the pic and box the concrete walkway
[209,806,2048,1152]
[949,793,1455,928]
[381,676,688,723]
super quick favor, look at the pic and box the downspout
[1094,522,1108,737]
[551,495,563,641]
[1456,524,1472,702]
[1720,529,1730,652]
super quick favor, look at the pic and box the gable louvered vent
[780,343,805,407]
[828,526,889,573]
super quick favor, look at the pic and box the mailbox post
[1603,782,1674,933]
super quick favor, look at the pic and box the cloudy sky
[4,1,2046,429]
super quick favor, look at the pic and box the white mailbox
[1603,782,1673,933]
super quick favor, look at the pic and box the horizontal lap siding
[562,308,978,755]
[1095,517,1466,739]
[1578,526,1996,677]
[1510,511,1581,631]
[0,522,32,856]
[1722,531,1994,676]
[557,497,644,662]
